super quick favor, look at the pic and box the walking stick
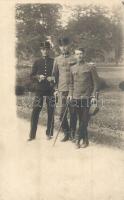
[53,101,69,146]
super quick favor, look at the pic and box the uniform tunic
[52,54,75,137]
[69,63,99,99]
[52,54,75,92]
[29,56,55,139]
[69,62,100,142]
[31,57,54,96]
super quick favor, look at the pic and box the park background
[0,2,124,200]
[16,3,124,148]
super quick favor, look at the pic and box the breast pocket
[80,71,91,80]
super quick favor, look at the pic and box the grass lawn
[16,66,124,136]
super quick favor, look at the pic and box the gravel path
[0,119,124,200]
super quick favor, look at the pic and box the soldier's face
[75,50,84,62]
[40,48,50,57]
[59,45,69,54]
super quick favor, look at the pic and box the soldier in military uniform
[52,37,76,142]
[28,41,55,141]
[68,48,99,148]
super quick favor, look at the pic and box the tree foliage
[64,5,123,62]
[16,4,123,63]
[16,4,62,61]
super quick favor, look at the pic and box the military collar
[42,56,50,60]
[62,52,70,58]
[77,60,85,65]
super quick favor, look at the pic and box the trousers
[70,98,90,141]
[59,91,76,137]
[29,94,55,139]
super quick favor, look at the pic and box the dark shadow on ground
[89,129,124,150]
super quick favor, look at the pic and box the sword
[53,101,69,146]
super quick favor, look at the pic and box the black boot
[75,139,80,149]
[61,134,69,142]
[46,135,52,140]
[46,130,53,140]
[27,137,35,142]
[69,131,75,141]
[81,140,89,148]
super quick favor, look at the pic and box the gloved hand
[91,97,97,104]
[37,75,45,82]
[47,76,55,82]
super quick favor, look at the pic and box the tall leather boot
[61,131,69,142]
[69,130,76,142]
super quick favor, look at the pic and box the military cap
[58,37,70,46]
[40,41,51,49]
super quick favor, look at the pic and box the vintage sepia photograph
[0,0,124,200]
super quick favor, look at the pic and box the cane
[53,101,69,146]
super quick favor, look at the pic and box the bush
[15,85,25,96]
[98,77,109,90]
[119,81,124,91]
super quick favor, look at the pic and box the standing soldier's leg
[69,99,77,142]
[60,92,70,142]
[81,106,90,147]
[76,104,83,148]
[28,96,43,141]
[46,95,55,139]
